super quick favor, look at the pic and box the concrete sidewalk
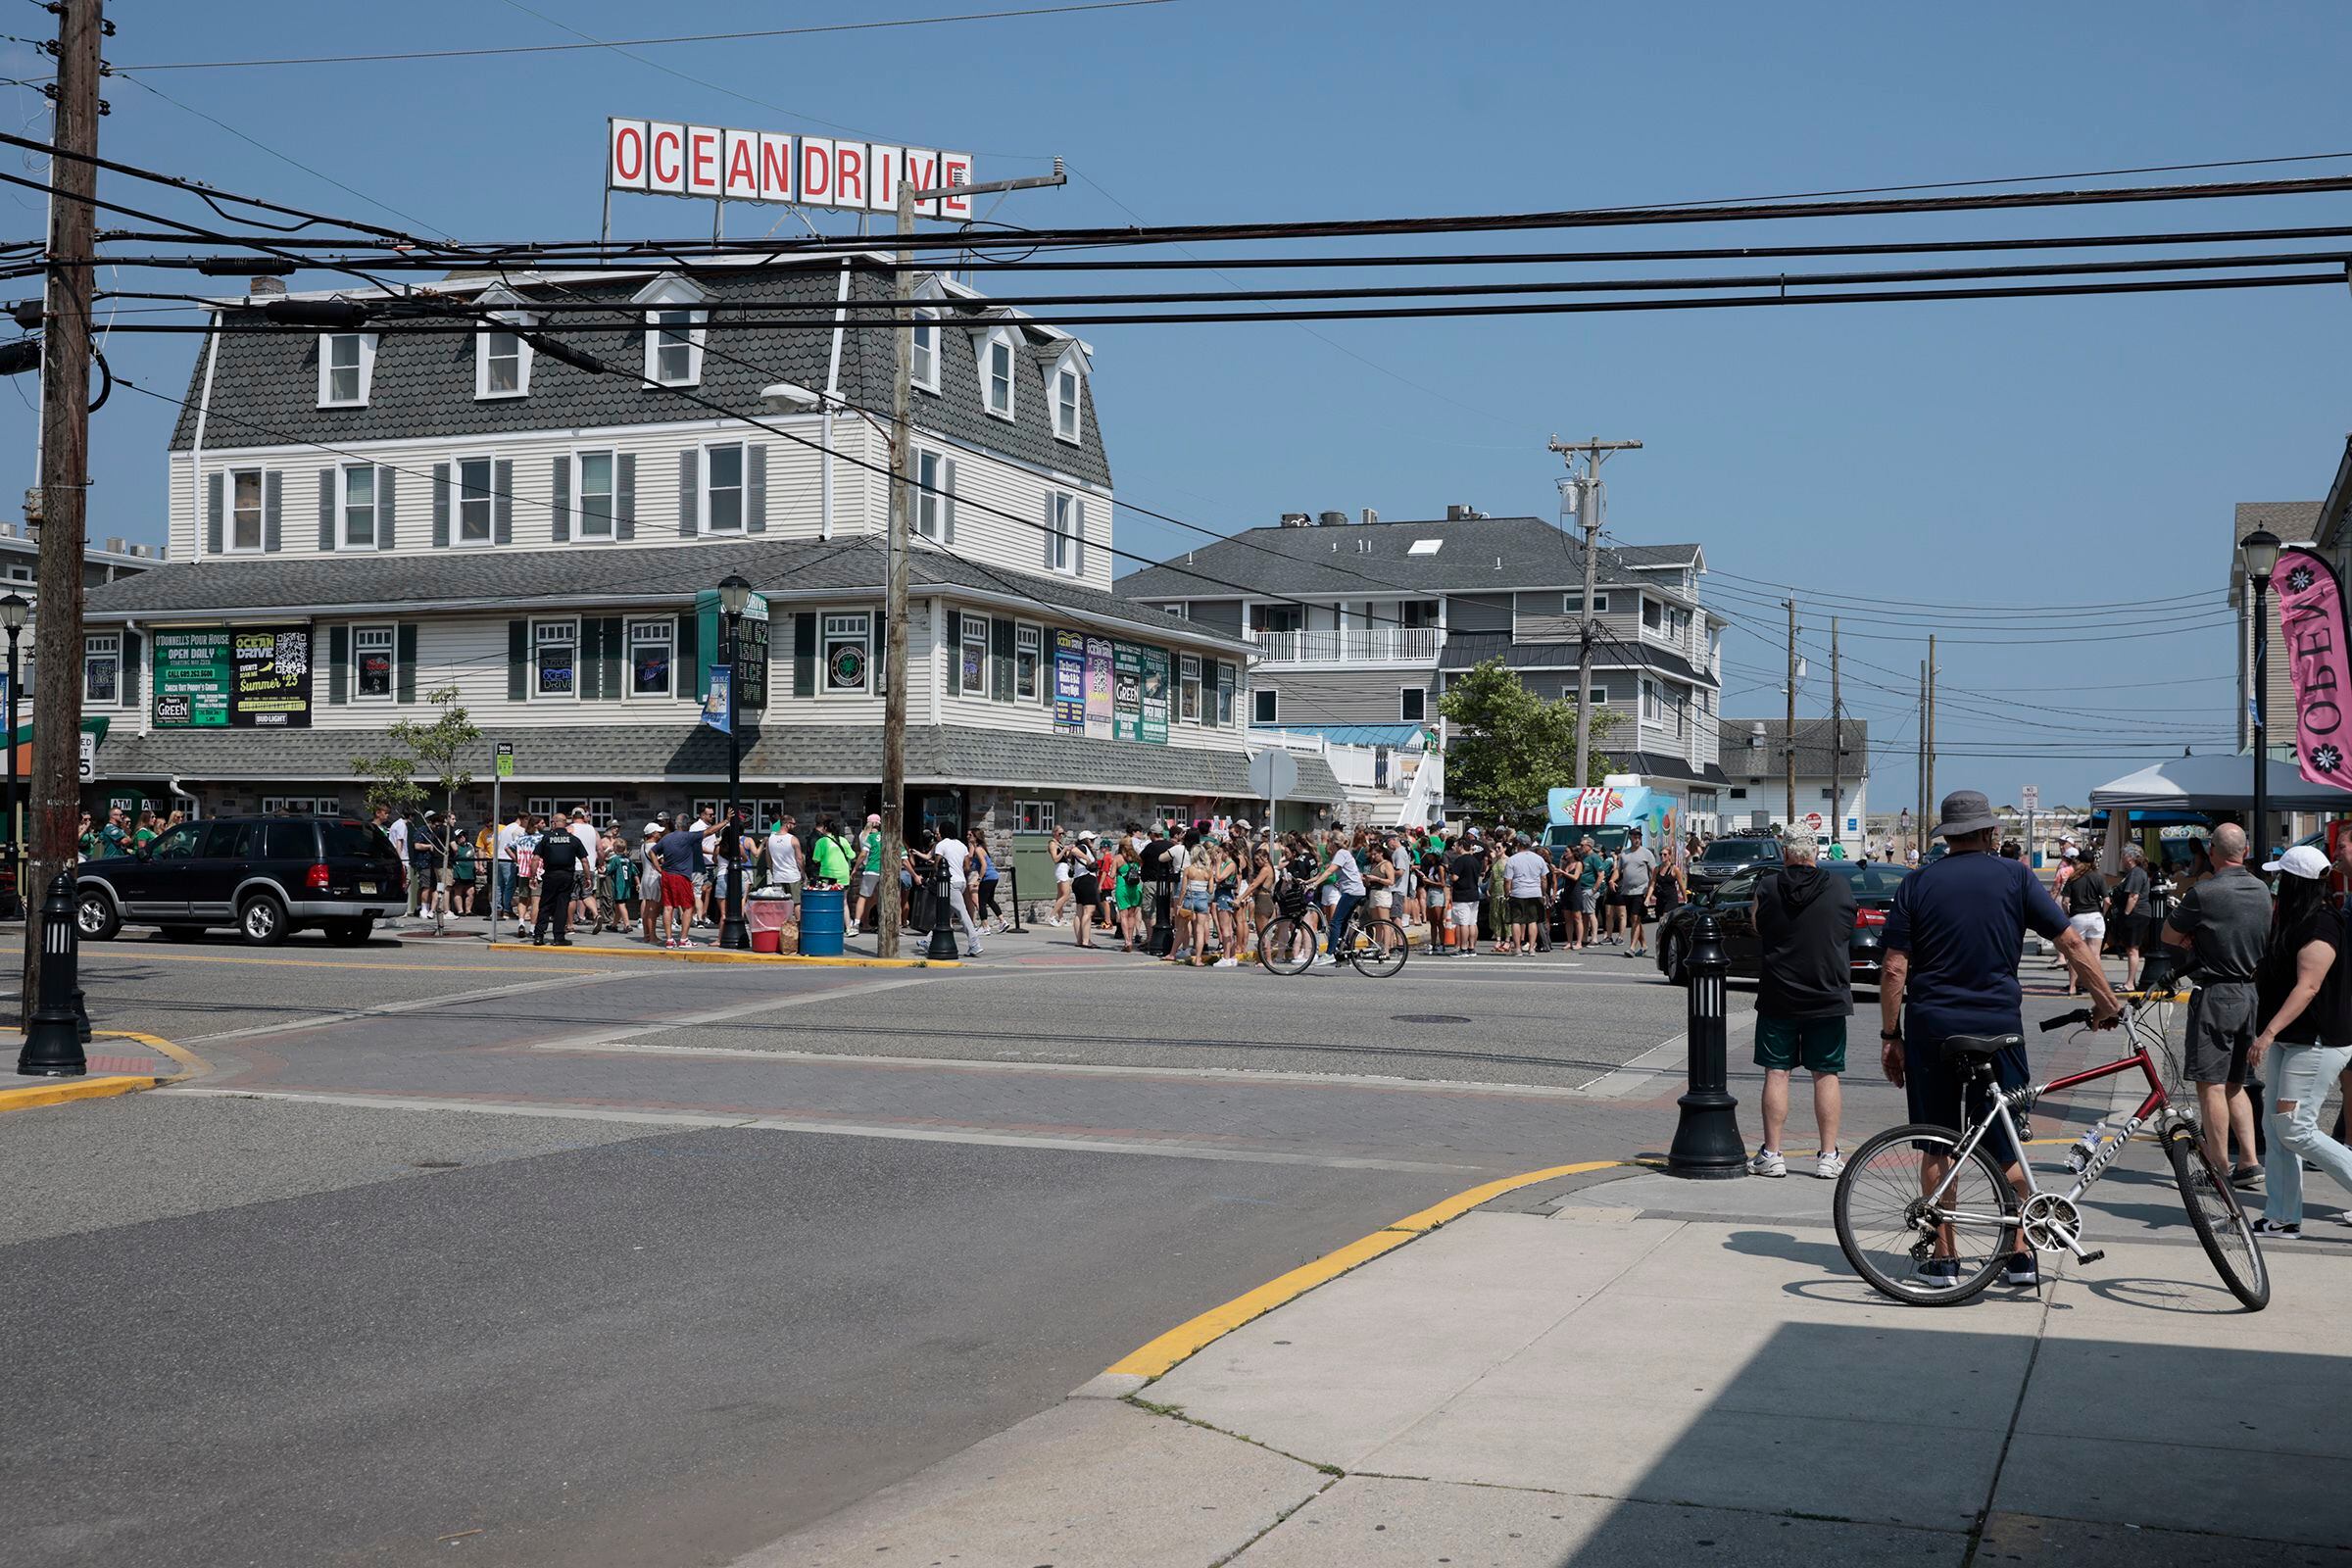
[743,1161,2352,1566]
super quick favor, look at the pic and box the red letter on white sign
[799,138,835,205]
[610,120,648,190]
[686,126,722,196]
[723,130,760,201]
[649,122,685,193]
[938,153,973,219]
[758,132,796,203]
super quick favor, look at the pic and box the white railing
[1247,626,1440,663]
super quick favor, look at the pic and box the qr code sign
[273,633,309,679]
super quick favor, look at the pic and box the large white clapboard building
[83,260,1343,831]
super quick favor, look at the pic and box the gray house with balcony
[1114,511,1731,822]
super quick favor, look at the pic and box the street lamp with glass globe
[2239,527,2281,863]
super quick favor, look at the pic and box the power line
[118,2,1184,71]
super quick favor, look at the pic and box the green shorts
[1754,1015,1847,1075]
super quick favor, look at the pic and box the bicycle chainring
[2019,1192,2082,1253]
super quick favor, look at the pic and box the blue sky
[6,0,2348,808]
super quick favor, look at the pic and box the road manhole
[1391,1013,1472,1024]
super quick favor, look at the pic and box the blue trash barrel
[800,886,847,956]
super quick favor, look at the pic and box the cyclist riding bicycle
[1880,790,2121,1289]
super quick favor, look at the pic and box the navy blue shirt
[1884,849,2070,1041]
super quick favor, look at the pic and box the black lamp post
[717,573,752,952]
[2240,527,2280,862]
[0,591,24,919]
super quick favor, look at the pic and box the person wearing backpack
[533,815,584,947]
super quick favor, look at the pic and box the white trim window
[1399,687,1426,723]
[627,616,674,699]
[1048,491,1080,576]
[1217,661,1237,726]
[822,612,873,696]
[318,332,375,407]
[1054,364,1082,443]
[338,464,376,549]
[82,631,120,705]
[914,449,949,540]
[1179,654,1201,724]
[1014,622,1042,701]
[959,612,989,697]
[262,797,322,815]
[1641,598,1665,634]
[911,306,940,392]
[532,617,578,700]
[457,457,496,546]
[574,449,616,540]
[1251,687,1279,725]
[227,466,266,553]
[1564,591,1609,614]
[703,442,745,533]
[354,623,396,702]
[476,327,530,399]
[1642,676,1662,722]
[981,327,1017,419]
[646,307,706,386]
[1014,800,1054,833]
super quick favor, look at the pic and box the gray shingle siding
[96,720,1343,803]
[172,265,1110,491]
[1440,633,1720,689]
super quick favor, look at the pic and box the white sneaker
[1747,1149,1787,1178]
[1814,1150,1845,1180]
[1213,956,1239,968]
[964,947,984,957]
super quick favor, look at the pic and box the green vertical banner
[1112,642,1142,743]
[152,627,232,727]
[1140,645,1171,745]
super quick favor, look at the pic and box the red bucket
[750,928,781,955]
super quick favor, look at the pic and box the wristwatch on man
[1879,1029,1903,1044]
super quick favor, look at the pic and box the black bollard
[1666,910,1745,1179]
[19,871,86,1076]
[1005,863,1025,933]
[924,877,961,960]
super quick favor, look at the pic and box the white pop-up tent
[2088,752,2352,812]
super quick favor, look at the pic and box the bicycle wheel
[1835,1123,2017,1306]
[1350,916,1408,978]
[2160,1121,2270,1310]
[1258,915,1315,976]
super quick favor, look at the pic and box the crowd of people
[1029,818,1690,964]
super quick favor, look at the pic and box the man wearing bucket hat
[1880,790,2122,1290]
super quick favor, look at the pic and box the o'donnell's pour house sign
[608,119,972,218]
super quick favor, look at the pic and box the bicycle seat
[1942,1033,2022,1058]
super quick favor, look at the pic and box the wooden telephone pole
[21,0,103,1026]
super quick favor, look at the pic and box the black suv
[76,814,405,946]
[1687,835,1784,893]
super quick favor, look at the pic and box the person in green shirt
[853,813,884,928]
[1578,839,1611,950]
[132,808,158,849]
[810,817,854,888]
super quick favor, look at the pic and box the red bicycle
[1834,1001,2269,1309]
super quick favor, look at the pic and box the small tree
[353,685,480,899]
[1437,657,1619,836]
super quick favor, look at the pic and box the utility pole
[1784,599,1797,829]
[1925,633,1937,825]
[22,0,102,1027]
[1829,616,1841,856]
[1547,436,1642,787]
[1917,659,1928,861]
[881,161,1063,956]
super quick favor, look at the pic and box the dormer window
[912,308,939,391]
[632,271,714,388]
[472,286,538,401]
[318,332,375,407]
[1046,342,1087,443]
[978,324,1020,420]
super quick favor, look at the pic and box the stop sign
[1805,811,1824,832]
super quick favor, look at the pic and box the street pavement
[6,920,2341,1566]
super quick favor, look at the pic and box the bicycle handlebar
[2040,1007,2092,1033]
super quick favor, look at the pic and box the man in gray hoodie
[1748,828,1857,1179]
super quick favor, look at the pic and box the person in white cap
[2242,842,2352,1237]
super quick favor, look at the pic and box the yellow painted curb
[0,1074,161,1113]
[485,942,953,969]
[1106,1157,1627,1379]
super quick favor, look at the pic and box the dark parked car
[1655,858,1911,988]
[1685,835,1783,894]
[76,814,405,946]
